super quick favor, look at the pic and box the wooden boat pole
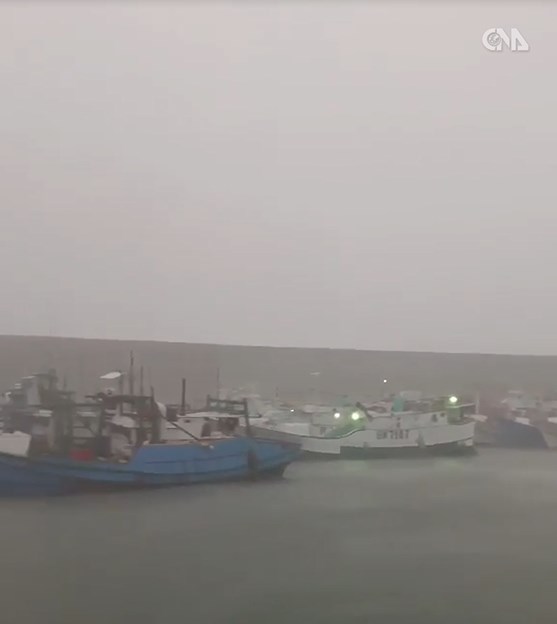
[180,378,187,416]
[128,351,135,397]
[149,386,160,443]
[96,399,107,456]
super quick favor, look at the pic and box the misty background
[0,2,556,400]
[2,8,557,623]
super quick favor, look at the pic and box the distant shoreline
[1,334,555,359]
[1,335,557,406]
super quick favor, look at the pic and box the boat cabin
[168,396,248,439]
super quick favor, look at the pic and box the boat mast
[310,371,321,405]
[128,351,135,397]
[180,378,187,415]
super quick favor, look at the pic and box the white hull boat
[248,402,476,458]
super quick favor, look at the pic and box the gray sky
[0,2,555,354]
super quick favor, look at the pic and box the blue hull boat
[475,417,548,448]
[0,437,300,496]
[476,417,553,449]
[493,418,547,448]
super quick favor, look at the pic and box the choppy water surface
[2,449,557,623]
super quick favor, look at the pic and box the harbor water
[2,448,557,623]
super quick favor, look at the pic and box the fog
[1,2,555,354]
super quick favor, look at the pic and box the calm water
[2,449,557,623]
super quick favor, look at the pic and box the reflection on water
[1,449,557,624]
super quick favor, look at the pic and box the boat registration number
[377,429,409,440]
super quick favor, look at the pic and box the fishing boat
[246,395,476,458]
[472,392,557,449]
[0,374,300,496]
[472,413,548,448]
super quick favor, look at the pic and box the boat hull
[0,437,300,496]
[475,418,548,449]
[249,422,475,459]
[335,439,475,459]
